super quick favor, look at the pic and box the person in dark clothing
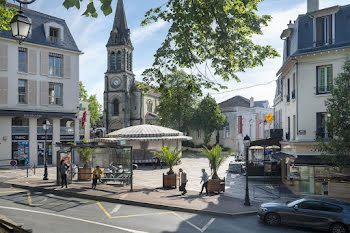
[59,159,69,188]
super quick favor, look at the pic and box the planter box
[78,167,91,181]
[208,178,225,193]
[163,173,178,189]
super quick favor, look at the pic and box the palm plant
[201,144,229,179]
[152,147,185,175]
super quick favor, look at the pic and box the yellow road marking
[27,192,33,206]
[97,202,112,218]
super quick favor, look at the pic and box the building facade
[275,0,350,194]
[191,96,274,155]
[0,4,82,166]
[103,0,159,133]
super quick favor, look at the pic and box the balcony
[60,127,74,135]
[286,94,290,103]
[12,126,29,134]
[292,90,295,99]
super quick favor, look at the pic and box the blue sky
[28,0,346,106]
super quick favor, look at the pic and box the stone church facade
[103,0,159,133]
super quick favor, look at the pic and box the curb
[9,183,257,218]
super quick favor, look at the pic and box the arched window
[146,100,153,113]
[113,99,119,116]
[110,52,116,72]
[116,51,121,71]
[129,53,132,71]
[126,53,130,71]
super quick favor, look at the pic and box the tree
[152,147,185,175]
[0,2,17,31]
[201,144,229,179]
[319,59,350,168]
[193,94,226,145]
[88,94,102,125]
[157,70,202,133]
[79,81,102,126]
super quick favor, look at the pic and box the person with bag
[92,166,103,189]
[179,168,187,195]
[59,159,69,188]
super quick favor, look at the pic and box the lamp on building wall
[10,0,36,43]
[243,135,251,206]
[42,120,50,180]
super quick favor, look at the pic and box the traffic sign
[265,114,274,123]
[10,160,17,167]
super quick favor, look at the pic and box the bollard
[27,167,28,177]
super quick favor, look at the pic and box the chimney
[250,97,254,108]
[307,0,319,13]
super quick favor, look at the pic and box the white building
[275,0,350,194]
[0,4,82,166]
[191,96,274,155]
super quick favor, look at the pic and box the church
[103,0,159,133]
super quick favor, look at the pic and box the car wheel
[264,212,281,226]
[330,223,348,233]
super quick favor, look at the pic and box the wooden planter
[78,167,91,181]
[208,178,225,194]
[163,173,178,189]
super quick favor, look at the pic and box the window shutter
[316,112,322,137]
[28,49,37,74]
[329,15,333,45]
[316,17,324,47]
[40,51,49,75]
[28,80,37,105]
[316,66,319,94]
[40,81,49,105]
[64,55,71,78]
[238,116,242,134]
[0,44,8,71]
[327,66,333,91]
[0,77,8,104]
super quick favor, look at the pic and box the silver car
[258,197,350,233]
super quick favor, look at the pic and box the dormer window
[316,15,333,47]
[50,27,58,43]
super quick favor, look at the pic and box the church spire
[107,0,132,47]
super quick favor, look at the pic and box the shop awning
[272,152,295,161]
[293,155,331,166]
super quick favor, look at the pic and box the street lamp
[42,120,50,180]
[10,0,37,43]
[243,135,251,206]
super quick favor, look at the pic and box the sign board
[120,140,126,145]
[60,135,75,141]
[37,135,53,140]
[298,130,306,135]
[10,160,17,166]
[265,114,274,123]
[12,135,29,140]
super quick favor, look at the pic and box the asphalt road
[0,187,318,233]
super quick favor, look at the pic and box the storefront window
[12,117,29,134]
[60,119,74,135]
[12,141,29,166]
[37,119,53,134]
[38,142,52,165]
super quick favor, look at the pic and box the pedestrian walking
[199,168,209,195]
[92,166,103,189]
[59,159,69,188]
[179,168,187,195]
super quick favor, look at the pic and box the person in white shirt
[200,168,209,195]
[179,168,187,195]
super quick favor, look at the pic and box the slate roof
[0,3,80,53]
[219,96,250,108]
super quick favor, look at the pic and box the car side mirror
[293,205,298,211]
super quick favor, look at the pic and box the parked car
[258,197,350,233]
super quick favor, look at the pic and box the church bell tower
[103,0,135,133]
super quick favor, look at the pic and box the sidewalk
[6,177,259,217]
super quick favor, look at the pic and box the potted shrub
[201,144,229,193]
[152,146,184,189]
[76,146,93,181]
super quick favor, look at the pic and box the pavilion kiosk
[56,142,134,191]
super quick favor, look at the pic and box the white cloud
[131,20,167,44]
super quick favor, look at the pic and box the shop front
[11,117,29,166]
[37,119,53,166]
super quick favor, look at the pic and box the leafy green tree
[193,94,226,145]
[79,81,88,101]
[319,59,350,168]
[201,145,229,179]
[0,1,17,31]
[157,70,202,133]
[152,146,185,175]
[88,94,102,125]
[79,81,102,126]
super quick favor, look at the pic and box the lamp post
[10,0,37,43]
[243,135,251,206]
[42,120,50,180]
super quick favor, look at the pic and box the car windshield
[287,199,305,207]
